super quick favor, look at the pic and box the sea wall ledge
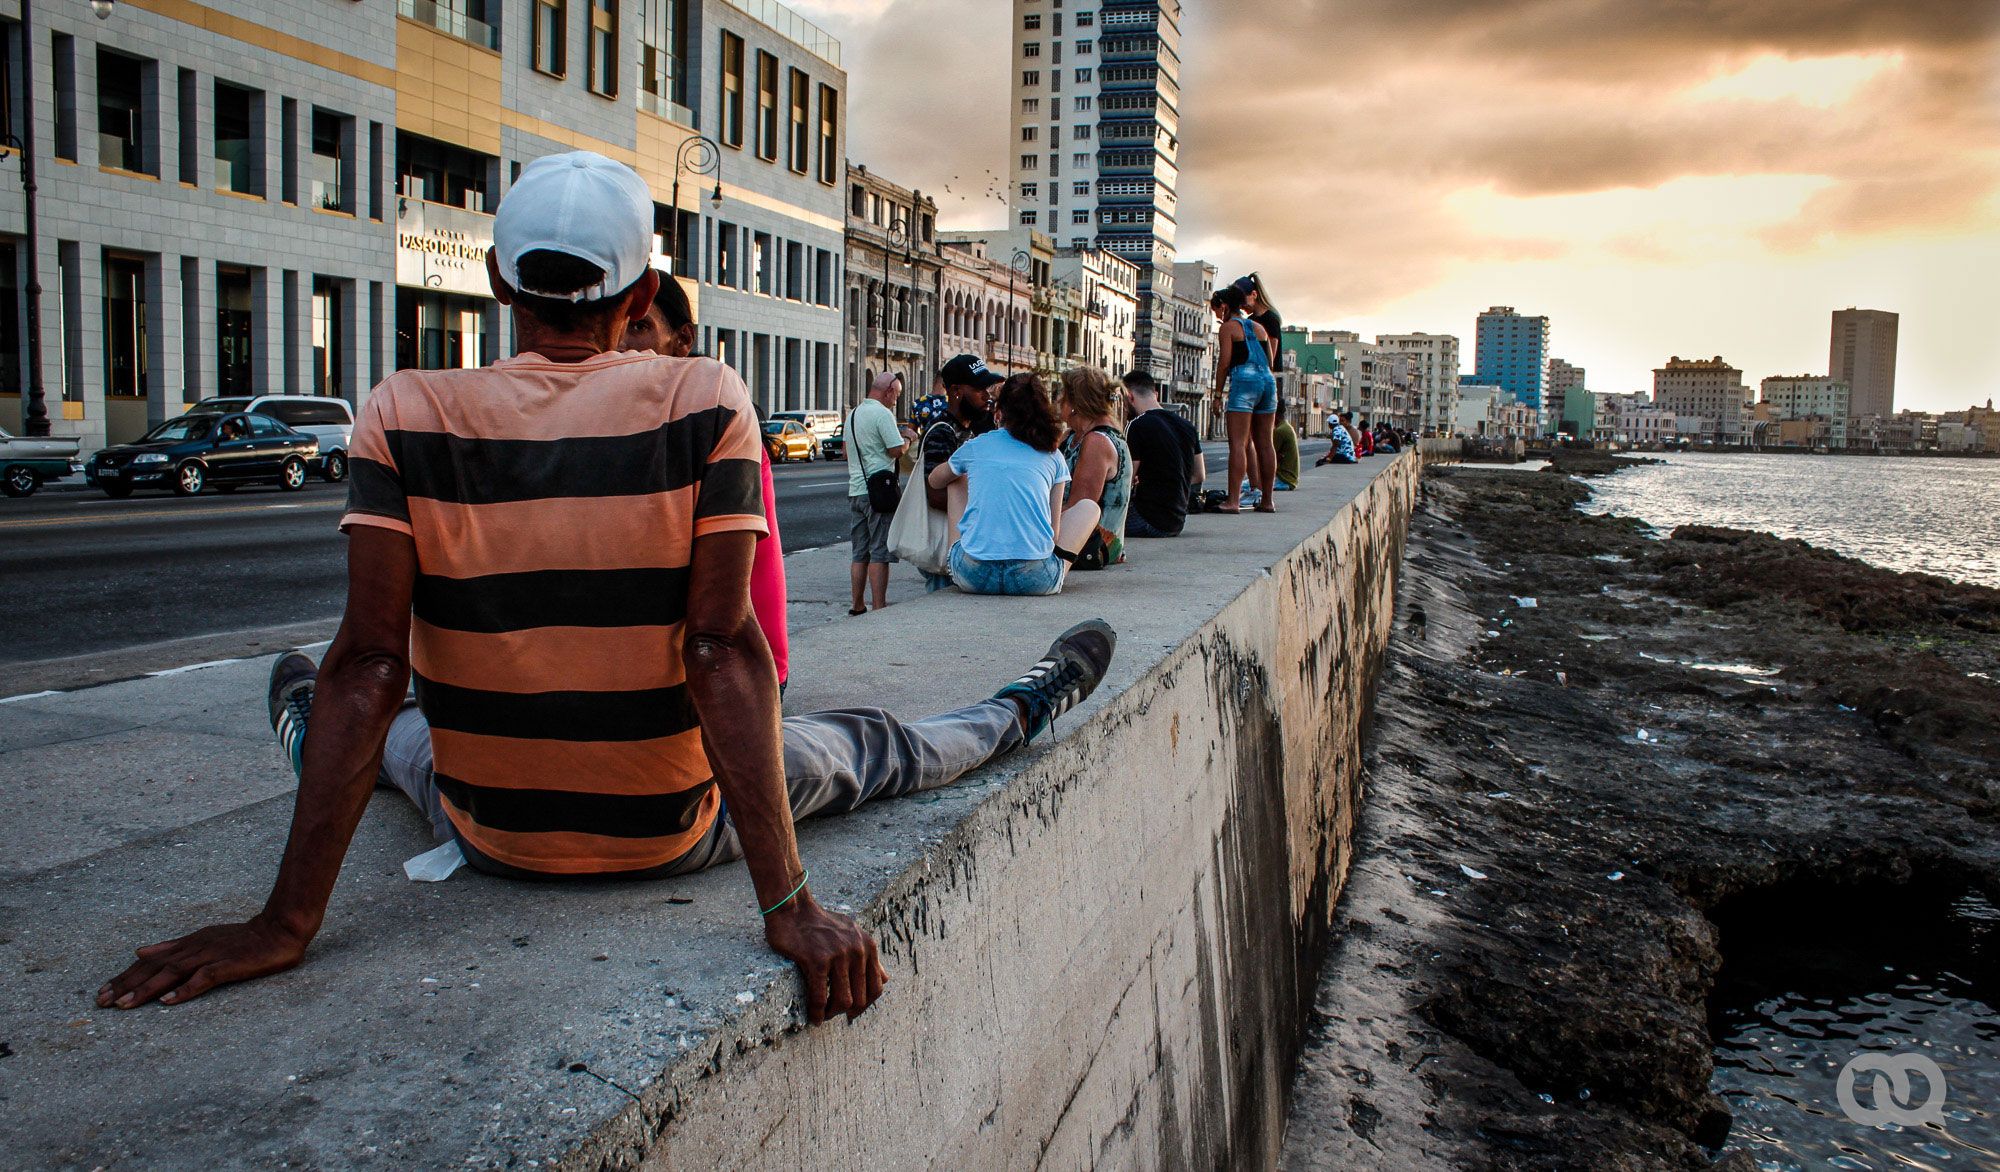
[2,452,1421,1170]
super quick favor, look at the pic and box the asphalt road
[0,437,1295,690]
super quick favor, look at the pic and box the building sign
[395,201,495,298]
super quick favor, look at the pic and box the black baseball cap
[940,354,1005,389]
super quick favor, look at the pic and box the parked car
[820,430,846,461]
[187,394,354,482]
[762,420,818,463]
[0,427,82,497]
[770,410,842,443]
[86,412,320,498]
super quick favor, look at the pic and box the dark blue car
[86,412,321,498]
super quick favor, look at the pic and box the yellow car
[763,420,818,463]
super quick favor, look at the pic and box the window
[1053,13,1063,34]
[850,184,865,216]
[720,32,745,147]
[815,249,834,305]
[217,266,253,393]
[1021,126,1038,142]
[1024,13,1041,28]
[397,0,498,49]
[1073,152,1089,168]
[1022,70,1040,86]
[1020,154,1038,171]
[1075,96,1093,111]
[97,49,152,175]
[1077,39,1093,54]
[754,50,779,161]
[312,277,346,397]
[1049,153,1060,176]
[1075,68,1092,82]
[1023,42,1040,58]
[787,68,810,173]
[1074,124,1092,140]
[1020,210,1037,226]
[1073,209,1089,224]
[395,131,492,211]
[816,83,839,183]
[1072,236,1089,250]
[786,241,804,299]
[1052,43,1062,64]
[1021,182,1038,199]
[1022,98,1040,114]
[1077,11,1094,25]
[587,0,617,95]
[638,0,690,115]
[308,109,353,212]
[212,83,262,195]
[102,253,147,397]
[532,0,565,75]
[716,222,739,286]
[753,231,774,294]
[1073,180,1089,195]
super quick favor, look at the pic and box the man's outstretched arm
[98,526,417,1009]
[683,530,888,1025]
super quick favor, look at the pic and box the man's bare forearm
[686,616,797,908]
[261,636,410,942]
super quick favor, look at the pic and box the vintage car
[0,427,83,498]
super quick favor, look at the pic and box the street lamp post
[1005,248,1030,373]
[667,135,723,279]
[875,215,907,402]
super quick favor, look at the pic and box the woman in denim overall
[1209,284,1278,514]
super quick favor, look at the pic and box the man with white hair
[846,371,909,613]
[96,152,1117,1027]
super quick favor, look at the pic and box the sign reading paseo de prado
[395,201,495,298]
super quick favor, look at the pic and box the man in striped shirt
[98,153,1115,1026]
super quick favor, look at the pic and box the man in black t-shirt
[1121,370,1204,538]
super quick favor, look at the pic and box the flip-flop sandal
[848,606,868,616]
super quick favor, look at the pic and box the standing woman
[1055,367,1133,568]
[1210,284,1279,514]
[1235,274,1295,499]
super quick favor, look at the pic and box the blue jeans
[1125,510,1180,539]
[948,542,1066,596]
[1227,370,1277,415]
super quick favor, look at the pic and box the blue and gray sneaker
[267,651,318,779]
[994,620,1116,742]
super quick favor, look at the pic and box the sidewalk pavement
[0,455,1401,1169]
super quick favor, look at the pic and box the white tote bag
[889,422,953,575]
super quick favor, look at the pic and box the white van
[769,410,843,443]
[189,395,355,482]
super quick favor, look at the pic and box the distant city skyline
[796,0,1998,412]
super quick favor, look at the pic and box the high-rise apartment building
[1653,356,1751,443]
[1009,0,1181,379]
[1378,333,1461,435]
[1473,307,1551,426]
[1829,308,1898,419]
[1545,357,1584,428]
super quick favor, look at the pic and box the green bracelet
[761,871,808,917]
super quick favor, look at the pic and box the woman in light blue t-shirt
[926,374,1102,596]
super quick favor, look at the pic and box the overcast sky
[793,0,2000,410]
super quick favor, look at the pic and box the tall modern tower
[1009,0,1182,378]
[1829,308,1898,419]
[1474,307,1551,424]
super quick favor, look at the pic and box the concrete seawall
[583,454,1420,1169]
[3,453,1417,1170]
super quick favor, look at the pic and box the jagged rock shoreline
[1280,465,2000,1170]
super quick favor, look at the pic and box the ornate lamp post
[667,135,723,277]
[875,214,907,397]
[1005,248,1030,373]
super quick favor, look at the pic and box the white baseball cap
[492,151,654,302]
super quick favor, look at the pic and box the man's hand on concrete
[763,893,888,1024]
[97,916,308,1009]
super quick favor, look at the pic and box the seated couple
[927,369,1132,597]
[95,152,1118,1028]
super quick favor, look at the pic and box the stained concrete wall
[574,455,1420,1170]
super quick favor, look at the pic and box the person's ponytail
[995,373,1062,452]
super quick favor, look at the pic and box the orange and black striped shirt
[341,351,767,875]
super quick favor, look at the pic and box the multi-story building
[844,164,940,407]
[1378,333,1460,436]
[1935,402,1995,453]
[8,0,847,451]
[1830,307,1897,420]
[1167,258,1213,427]
[1473,306,1551,428]
[1545,357,1584,431]
[936,233,1037,376]
[1453,384,1533,438]
[1758,374,1849,448]
[1653,356,1751,444]
[1008,0,1181,381]
[1053,246,1136,377]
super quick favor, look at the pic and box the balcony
[721,0,843,66]
[884,330,925,358]
[986,339,1037,369]
[397,0,498,49]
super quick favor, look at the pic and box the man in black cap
[922,354,1004,512]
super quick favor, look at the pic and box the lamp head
[709,183,723,209]
[91,0,116,19]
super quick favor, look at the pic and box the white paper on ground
[404,840,466,882]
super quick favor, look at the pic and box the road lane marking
[0,501,344,530]
[148,658,245,677]
[0,689,62,704]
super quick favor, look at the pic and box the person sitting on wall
[95,151,1118,1027]
[1316,412,1359,466]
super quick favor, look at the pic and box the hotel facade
[3,0,846,453]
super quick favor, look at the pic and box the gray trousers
[380,699,1023,878]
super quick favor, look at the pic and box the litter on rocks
[1515,597,1538,608]
[1459,864,1488,880]
[403,840,466,882]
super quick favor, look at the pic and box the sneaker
[994,620,1117,742]
[268,651,318,778]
